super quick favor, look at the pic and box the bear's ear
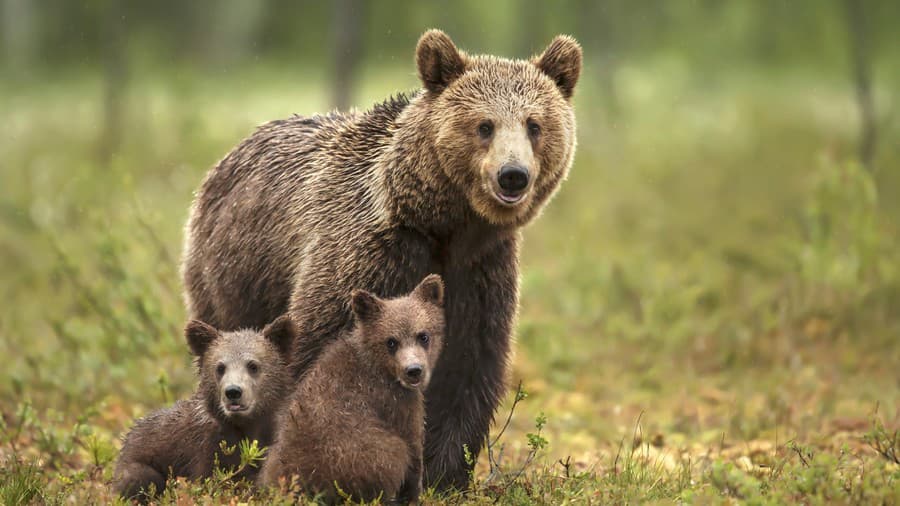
[185,320,219,357]
[413,274,444,307]
[263,315,296,356]
[533,35,582,100]
[351,289,383,324]
[416,29,467,94]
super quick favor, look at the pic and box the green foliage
[790,160,899,320]
[0,459,44,506]
[866,410,900,465]
[526,413,548,454]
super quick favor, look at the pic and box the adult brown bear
[182,29,580,490]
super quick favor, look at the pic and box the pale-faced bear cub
[113,316,295,501]
[261,274,445,503]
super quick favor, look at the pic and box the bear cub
[113,315,296,501]
[260,274,445,503]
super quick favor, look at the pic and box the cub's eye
[477,121,494,139]
[247,361,260,374]
[417,332,430,345]
[386,338,399,352]
[527,119,541,138]
[216,363,226,376]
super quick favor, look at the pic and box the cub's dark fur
[113,317,295,500]
[261,275,445,503]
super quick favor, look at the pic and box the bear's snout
[224,385,243,400]
[498,164,529,194]
[405,365,423,382]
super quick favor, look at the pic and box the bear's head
[185,315,296,427]
[415,29,581,227]
[350,274,445,391]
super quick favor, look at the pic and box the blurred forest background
[2,1,899,503]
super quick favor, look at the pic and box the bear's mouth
[400,380,422,390]
[223,401,250,413]
[494,190,527,205]
[397,374,428,390]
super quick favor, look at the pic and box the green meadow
[2,9,900,504]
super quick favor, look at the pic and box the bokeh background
[2,1,899,502]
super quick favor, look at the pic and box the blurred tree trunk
[99,1,127,166]
[2,0,34,75]
[332,0,364,111]
[843,0,876,170]
[518,0,544,56]
[202,0,265,66]
[579,0,619,116]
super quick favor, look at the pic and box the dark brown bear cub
[112,316,295,501]
[260,274,445,503]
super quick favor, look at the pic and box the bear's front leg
[423,237,518,491]
[113,461,168,503]
[397,440,423,504]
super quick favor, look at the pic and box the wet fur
[260,276,445,503]
[113,318,295,501]
[182,30,580,489]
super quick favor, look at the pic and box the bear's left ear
[416,29,467,94]
[533,35,582,100]
[263,315,296,356]
[351,289,384,324]
[185,320,220,357]
[413,274,444,307]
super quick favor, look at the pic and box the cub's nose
[224,385,242,400]
[498,165,529,193]
[405,365,423,381]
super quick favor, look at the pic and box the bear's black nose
[405,365,423,380]
[498,165,529,193]
[225,385,242,400]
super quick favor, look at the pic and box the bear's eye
[477,121,494,140]
[527,119,541,138]
[386,338,399,352]
[417,332,430,346]
[216,363,226,376]
[247,361,260,374]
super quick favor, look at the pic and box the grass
[1,58,900,504]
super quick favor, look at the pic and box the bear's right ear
[185,320,219,357]
[413,274,444,307]
[416,29,467,94]
[263,315,296,356]
[351,289,383,324]
[533,35,582,100]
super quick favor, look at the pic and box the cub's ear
[416,29,467,94]
[413,274,444,307]
[351,289,383,324]
[185,320,219,357]
[263,315,296,356]
[533,35,582,100]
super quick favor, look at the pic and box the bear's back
[183,98,415,331]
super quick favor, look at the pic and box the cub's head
[350,274,445,390]
[416,29,581,227]
[185,315,296,426]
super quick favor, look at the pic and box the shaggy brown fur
[182,29,580,490]
[260,275,445,503]
[112,317,295,501]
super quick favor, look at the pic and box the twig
[788,441,810,468]
[558,456,572,478]
[486,381,526,481]
[489,381,525,448]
